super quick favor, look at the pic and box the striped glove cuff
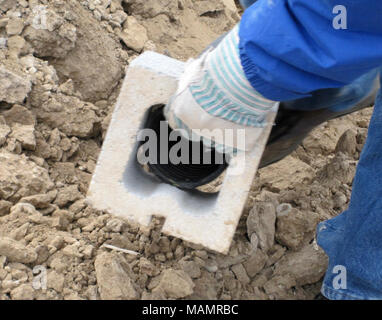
[165,25,278,153]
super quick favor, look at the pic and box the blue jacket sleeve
[239,0,382,101]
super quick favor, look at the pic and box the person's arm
[239,0,382,101]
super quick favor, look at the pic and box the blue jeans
[240,0,382,300]
[317,82,382,300]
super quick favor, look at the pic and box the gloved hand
[164,25,279,156]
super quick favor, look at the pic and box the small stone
[49,236,65,250]
[0,38,7,49]
[20,191,57,209]
[156,269,194,299]
[0,237,37,264]
[242,250,267,278]
[9,223,29,241]
[62,243,83,258]
[0,124,11,146]
[106,218,124,233]
[0,65,31,105]
[119,16,148,52]
[10,284,35,300]
[231,263,250,285]
[6,18,24,36]
[0,200,12,216]
[335,129,357,156]
[54,185,82,208]
[139,258,159,277]
[83,245,95,259]
[10,124,36,150]
[273,244,329,287]
[47,270,65,293]
[247,202,276,253]
[2,105,36,126]
[7,36,29,57]
[276,209,319,251]
[95,252,139,300]
[35,245,50,264]
[179,260,201,279]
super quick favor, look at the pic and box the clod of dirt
[0,201,12,216]
[267,244,328,291]
[0,237,37,264]
[0,151,54,201]
[119,16,148,52]
[33,94,101,138]
[24,5,77,59]
[95,251,139,300]
[276,208,319,251]
[259,156,315,192]
[154,269,195,299]
[0,65,31,104]
[2,105,36,126]
[247,202,276,253]
[335,129,358,156]
[45,0,124,102]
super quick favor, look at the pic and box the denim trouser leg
[317,79,382,300]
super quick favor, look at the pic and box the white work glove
[164,25,279,155]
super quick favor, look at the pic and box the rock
[242,250,267,278]
[276,208,319,251]
[47,270,65,292]
[179,260,201,279]
[272,244,329,287]
[10,284,35,300]
[120,16,148,52]
[263,274,296,298]
[10,124,36,150]
[318,153,356,186]
[247,202,276,253]
[35,245,50,264]
[0,151,54,201]
[156,269,194,299]
[231,263,250,285]
[2,105,36,126]
[95,252,139,300]
[0,200,12,216]
[0,0,16,12]
[0,124,11,146]
[138,257,159,277]
[0,237,37,264]
[105,218,125,233]
[47,0,124,102]
[0,37,6,49]
[62,243,83,258]
[7,35,30,57]
[9,223,30,241]
[189,272,219,300]
[6,18,24,36]
[335,129,357,156]
[19,191,57,209]
[259,156,314,191]
[24,6,77,59]
[10,202,40,216]
[34,94,100,138]
[54,185,82,208]
[0,65,31,104]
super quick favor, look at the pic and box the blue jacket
[239,0,382,101]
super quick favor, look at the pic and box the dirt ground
[0,0,373,300]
